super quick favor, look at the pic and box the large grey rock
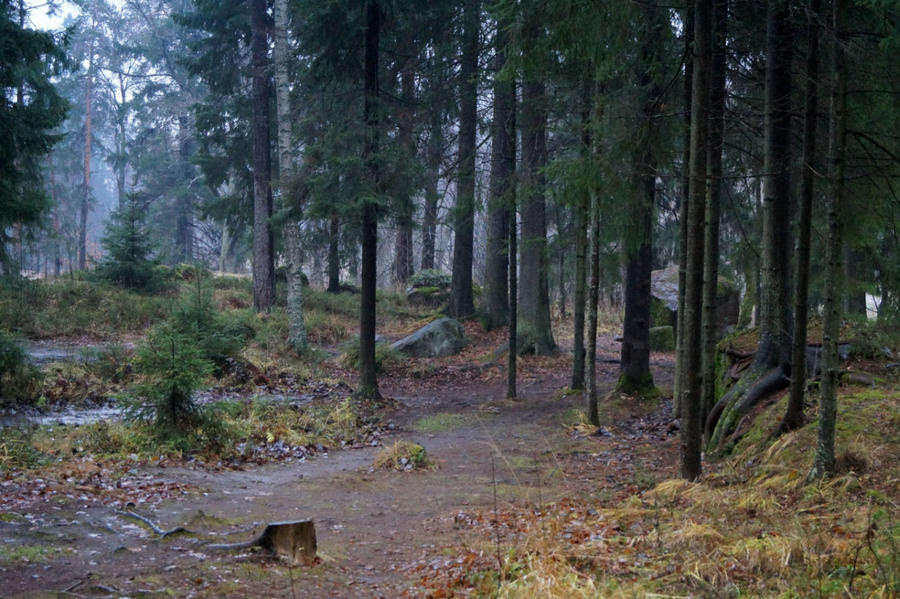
[650,265,739,339]
[391,318,467,358]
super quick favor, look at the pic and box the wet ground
[1,340,678,598]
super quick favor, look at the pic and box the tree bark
[587,183,602,425]
[482,18,514,330]
[78,48,95,271]
[328,216,341,292]
[674,2,694,419]
[571,77,592,390]
[781,0,821,434]
[507,117,518,401]
[176,114,194,263]
[680,0,711,481]
[811,0,846,480]
[618,3,663,396]
[358,0,381,400]
[421,116,441,271]
[519,19,555,355]
[251,0,275,312]
[700,0,727,422]
[394,42,416,286]
[450,0,479,318]
[706,0,794,448]
[274,0,308,352]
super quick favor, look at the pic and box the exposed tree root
[116,510,192,538]
[706,363,789,451]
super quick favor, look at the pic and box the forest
[1,0,899,596]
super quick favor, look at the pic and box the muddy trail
[2,350,679,598]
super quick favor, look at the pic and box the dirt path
[3,353,678,598]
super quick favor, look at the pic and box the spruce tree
[96,193,162,290]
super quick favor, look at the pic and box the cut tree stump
[208,520,317,565]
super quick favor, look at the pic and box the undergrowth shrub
[172,276,249,363]
[129,323,213,429]
[0,278,167,338]
[0,426,45,471]
[339,338,402,373]
[305,288,359,317]
[409,269,451,288]
[373,440,432,471]
[0,333,40,405]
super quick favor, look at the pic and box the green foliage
[340,339,402,373]
[0,2,68,269]
[171,275,249,363]
[409,269,451,288]
[94,194,166,291]
[0,332,40,405]
[0,278,168,339]
[0,426,45,471]
[130,322,213,429]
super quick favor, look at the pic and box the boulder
[650,265,740,339]
[390,318,467,358]
[406,285,450,308]
[649,326,675,352]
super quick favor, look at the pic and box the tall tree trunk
[115,74,127,208]
[78,50,95,271]
[519,22,555,355]
[394,42,416,286]
[176,114,194,263]
[358,0,381,400]
[555,203,567,319]
[618,3,663,396]
[781,0,821,434]
[571,77,592,390]
[328,216,341,292]
[482,18,514,330]
[810,0,846,480]
[680,0,711,481]
[587,185,602,425]
[756,0,794,370]
[275,0,308,352]
[421,116,441,271]
[706,0,794,448]
[450,0,479,318]
[700,0,727,423]
[674,1,694,419]
[251,0,275,312]
[507,126,518,401]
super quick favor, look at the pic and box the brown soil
[1,334,679,598]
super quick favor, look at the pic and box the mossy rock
[649,326,675,352]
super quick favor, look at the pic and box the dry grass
[416,384,900,598]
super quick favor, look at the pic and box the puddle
[0,405,123,428]
[23,342,118,366]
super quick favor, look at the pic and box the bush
[129,323,213,429]
[409,269,451,288]
[172,276,248,363]
[339,338,403,373]
[0,333,40,405]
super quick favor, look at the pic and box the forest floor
[1,320,685,598]
[1,282,898,598]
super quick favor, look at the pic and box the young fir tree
[133,322,212,430]
[96,193,162,290]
